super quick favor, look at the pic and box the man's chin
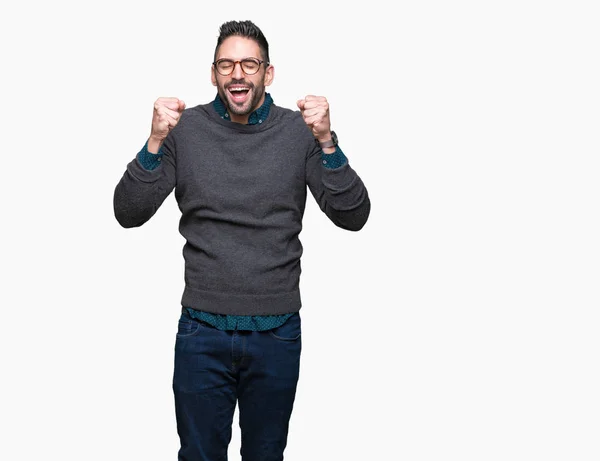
[227,100,252,116]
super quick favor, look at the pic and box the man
[113,20,370,461]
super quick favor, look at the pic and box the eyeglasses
[213,58,267,76]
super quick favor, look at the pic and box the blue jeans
[173,309,302,461]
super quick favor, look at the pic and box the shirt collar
[213,92,273,125]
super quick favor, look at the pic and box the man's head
[211,20,274,124]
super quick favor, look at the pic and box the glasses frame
[212,58,268,76]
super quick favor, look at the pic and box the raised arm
[113,97,185,228]
[298,95,370,231]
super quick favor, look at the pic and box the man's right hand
[148,97,186,153]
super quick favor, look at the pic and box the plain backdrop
[1,1,599,460]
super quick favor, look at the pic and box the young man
[113,20,370,461]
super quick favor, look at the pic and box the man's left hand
[297,95,332,142]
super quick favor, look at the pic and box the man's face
[211,36,274,124]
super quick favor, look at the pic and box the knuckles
[154,97,183,112]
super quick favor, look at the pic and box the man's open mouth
[228,85,251,103]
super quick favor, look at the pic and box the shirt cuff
[321,146,348,169]
[137,141,164,171]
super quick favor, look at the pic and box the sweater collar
[213,93,273,126]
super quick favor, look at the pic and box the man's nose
[231,61,245,79]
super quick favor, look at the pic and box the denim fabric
[173,309,302,461]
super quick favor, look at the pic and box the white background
[1,0,599,460]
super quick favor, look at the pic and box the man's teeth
[230,88,249,92]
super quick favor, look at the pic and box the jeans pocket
[269,312,301,341]
[176,312,202,338]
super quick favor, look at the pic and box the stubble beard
[219,80,265,117]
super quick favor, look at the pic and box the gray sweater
[113,102,370,315]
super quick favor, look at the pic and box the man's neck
[229,113,249,124]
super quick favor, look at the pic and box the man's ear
[264,64,274,87]
[211,66,217,86]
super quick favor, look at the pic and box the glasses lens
[241,59,260,74]
[217,60,234,75]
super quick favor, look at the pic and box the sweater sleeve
[113,137,177,228]
[306,143,370,231]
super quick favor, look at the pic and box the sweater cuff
[321,146,348,169]
[137,141,164,170]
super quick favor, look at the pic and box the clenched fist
[296,95,332,142]
[148,97,186,153]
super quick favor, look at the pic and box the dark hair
[214,20,270,64]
